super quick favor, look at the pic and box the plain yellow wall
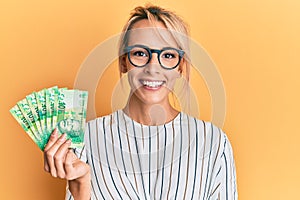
[1,0,299,199]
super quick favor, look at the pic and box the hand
[43,128,90,181]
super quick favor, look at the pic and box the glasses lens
[160,49,180,69]
[129,47,149,67]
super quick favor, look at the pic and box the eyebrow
[127,43,181,50]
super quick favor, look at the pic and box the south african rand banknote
[35,89,47,135]
[10,105,45,149]
[17,98,42,140]
[56,88,67,125]
[11,86,88,150]
[35,88,53,150]
[56,89,88,149]
[45,86,58,134]
[26,93,43,134]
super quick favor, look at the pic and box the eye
[131,48,148,57]
[162,53,176,59]
[161,49,178,59]
[133,51,147,57]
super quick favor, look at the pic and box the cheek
[167,70,181,81]
[127,69,140,89]
[165,71,181,89]
[124,57,138,87]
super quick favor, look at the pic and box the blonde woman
[44,5,237,200]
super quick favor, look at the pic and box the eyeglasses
[124,44,185,70]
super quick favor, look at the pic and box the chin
[136,92,169,106]
[142,99,165,105]
[129,84,171,105]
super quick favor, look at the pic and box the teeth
[142,80,164,88]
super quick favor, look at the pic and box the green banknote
[45,86,58,133]
[56,89,88,149]
[10,105,44,148]
[57,88,67,123]
[36,89,47,135]
[11,86,88,151]
[26,93,43,134]
[16,99,45,146]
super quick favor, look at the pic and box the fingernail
[66,139,71,144]
[51,129,57,137]
[59,133,66,141]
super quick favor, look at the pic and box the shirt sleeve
[209,134,238,200]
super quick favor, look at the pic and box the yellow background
[1,0,299,199]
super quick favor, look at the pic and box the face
[122,19,183,106]
[58,119,80,133]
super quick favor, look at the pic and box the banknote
[36,89,47,134]
[11,102,49,150]
[45,86,58,133]
[17,98,41,139]
[10,105,43,148]
[26,93,43,134]
[57,88,67,123]
[56,89,88,149]
[11,86,88,151]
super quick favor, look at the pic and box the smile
[140,80,165,88]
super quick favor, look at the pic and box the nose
[144,53,161,74]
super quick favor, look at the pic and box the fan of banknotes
[10,86,88,151]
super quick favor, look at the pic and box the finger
[44,128,58,151]
[65,150,90,180]
[64,149,75,179]
[54,139,71,178]
[44,154,50,172]
[44,129,58,172]
[45,133,67,177]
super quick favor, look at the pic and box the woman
[44,5,237,200]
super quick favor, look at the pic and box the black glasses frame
[124,44,185,70]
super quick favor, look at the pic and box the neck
[123,93,179,126]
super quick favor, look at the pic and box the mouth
[139,80,165,89]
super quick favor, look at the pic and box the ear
[178,66,183,74]
[177,58,185,74]
[120,55,128,73]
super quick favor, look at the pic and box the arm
[68,169,91,200]
[44,129,91,200]
[210,134,238,200]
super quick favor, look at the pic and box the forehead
[127,19,178,48]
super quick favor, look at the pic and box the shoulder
[86,110,120,126]
[84,111,120,136]
[179,112,225,135]
[179,112,231,154]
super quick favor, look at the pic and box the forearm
[68,171,91,200]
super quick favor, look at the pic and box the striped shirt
[66,110,237,199]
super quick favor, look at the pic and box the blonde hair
[118,4,191,81]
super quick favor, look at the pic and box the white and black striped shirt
[66,110,237,199]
